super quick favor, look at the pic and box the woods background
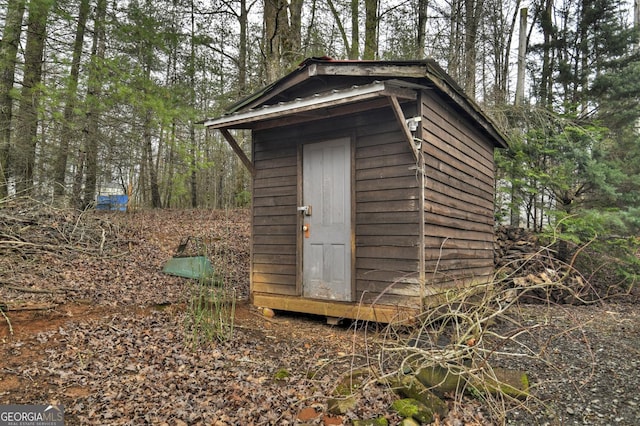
[0,0,639,243]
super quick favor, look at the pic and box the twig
[1,283,68,294]
[1,308,12,336]
[99,227,106,256]
[249,311,280,323]
[4,302,58,311]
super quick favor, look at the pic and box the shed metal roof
[203,80,417,130]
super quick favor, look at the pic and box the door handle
[297,205,312,216]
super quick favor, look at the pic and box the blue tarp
[96,195,128,211]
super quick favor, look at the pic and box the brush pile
[493,225,635,303]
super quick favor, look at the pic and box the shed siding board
[356,164,419,180]
[423,236,493,250]
[357,211,420,224]
[356,187,418,203]
[253,194,297,207]
[253,243,296,254]
[421,90,495,285]
[254,165,297,180]
[357,235,418,246]
[253,253,295,264]
[357,257,419,271]
[358,293,422,308]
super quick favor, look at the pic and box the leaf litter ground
[1,207,639,425]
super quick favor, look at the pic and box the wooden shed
[204,58,508,323]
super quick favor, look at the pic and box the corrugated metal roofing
[203,80,417,130]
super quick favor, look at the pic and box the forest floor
[1,205,639,425]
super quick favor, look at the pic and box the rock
[469,367,529,399]
[327,396,357,415]
[352,417,389,426]
[388,375,448,419]
[333,367,371,396]
[414,365,465,397]
[262,307,275,318]
[399,418,420,426]
[392,398,434,424]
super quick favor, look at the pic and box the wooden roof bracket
[388,95,420,162]
[219,128,255,176]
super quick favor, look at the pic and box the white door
[302,138,352,301]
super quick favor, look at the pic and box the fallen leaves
[4,205,638,425]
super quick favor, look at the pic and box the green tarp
[162,255,215,280]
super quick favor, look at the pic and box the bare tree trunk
[190,126,197,208]
[54,0,89,199]
[238,0,248,94]
[189,0,197,208]
[263,0,302,80]
[143,110,162,208]
[498,2,521,105]
[363,0,378,59]
[416,0,428,58]
[140,64,161,207]
[263,0,282,82]
[0,0,26,197]
[285,0,303,62]
[463,0,484,97]
[81,0,106,209]
[71,150,85,208]
[539,0,553,107]
[635,0,640,51]
[448,0,462,81]
[350,0,359,58]
[636,0,640,41]
[14,0,53,194]
[514,8,527,106]
[163,122,175,208]
[327,0,351,57]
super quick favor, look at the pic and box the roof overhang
[203,80,417,131]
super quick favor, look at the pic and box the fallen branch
[1,283,68,294]
[0,303,11,335]
[4,302,58,311]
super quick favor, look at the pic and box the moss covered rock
[392,398,434,424]
[352,417,389,426]
[388,375,449,419]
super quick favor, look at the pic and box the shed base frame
[252,293,419,324]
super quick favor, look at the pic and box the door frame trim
[296,133,356,300]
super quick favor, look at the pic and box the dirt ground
[1,207,639,425]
